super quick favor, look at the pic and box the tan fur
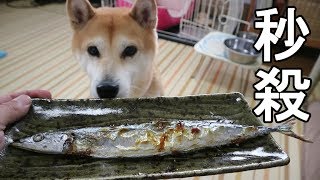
[67,0,163,98]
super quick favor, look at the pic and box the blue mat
[0,50,7,59]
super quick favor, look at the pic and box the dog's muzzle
[96,81,119,98]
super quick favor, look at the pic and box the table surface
[194,31,262,70]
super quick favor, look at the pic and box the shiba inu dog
[66,0,163,98]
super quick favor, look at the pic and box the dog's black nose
[96,82,119,98]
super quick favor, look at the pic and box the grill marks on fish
[62,133,75,154]
[158,134,168,152]
[157,121,196,152]
[62,132,93,156]
[176,122,184,132]
[153,121,170,131]
[191,127,201,135]
[175,121,185,144]
[11,119,311,158]
[118,128,130,136]
[133,121,197,152]
[231,135,247,145]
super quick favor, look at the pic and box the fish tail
[275,119,312,143]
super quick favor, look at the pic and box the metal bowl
[224,38,260,65]
[237,31,259,42]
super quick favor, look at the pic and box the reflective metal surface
[224,38,260,64]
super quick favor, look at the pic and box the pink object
[116,0,194,30]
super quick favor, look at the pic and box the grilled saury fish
[10,120,311,158]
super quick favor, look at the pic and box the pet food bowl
[237,31,259,42]
[224,38,260,65]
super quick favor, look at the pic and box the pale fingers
[0,95,32,129]
[0,90,52,104]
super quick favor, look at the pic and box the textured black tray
[1,93,289,179]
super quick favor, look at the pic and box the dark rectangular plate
[0,93,289,179]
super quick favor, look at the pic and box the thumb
[0,131,4,150]
[0,95,32,129]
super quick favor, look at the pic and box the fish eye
[121,45,137,59]
[87,46,100,58]
[33,134,44,142]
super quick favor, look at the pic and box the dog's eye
[121,45,137,58]
[87,46,100,58]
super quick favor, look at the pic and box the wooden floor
[0,3,319,180]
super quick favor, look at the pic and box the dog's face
[67,0,157,98]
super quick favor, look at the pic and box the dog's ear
[130,0,157,29]
[67,0,95,31]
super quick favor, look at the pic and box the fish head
[11,132,70,154]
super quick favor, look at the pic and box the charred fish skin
[11,120,310,158]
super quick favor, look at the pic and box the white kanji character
[254,67,280,91]
[276,69,311,92]
[274,8,310,61]
[253,87,281,122]
[254,8,279,62]
[254,7,311,62]
[275,37,306,60]
[275,92,310,122]
[296,16,310,36]
[285,7,295,46]
[274,18,287,39]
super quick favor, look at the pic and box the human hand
[0,90,52,150]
